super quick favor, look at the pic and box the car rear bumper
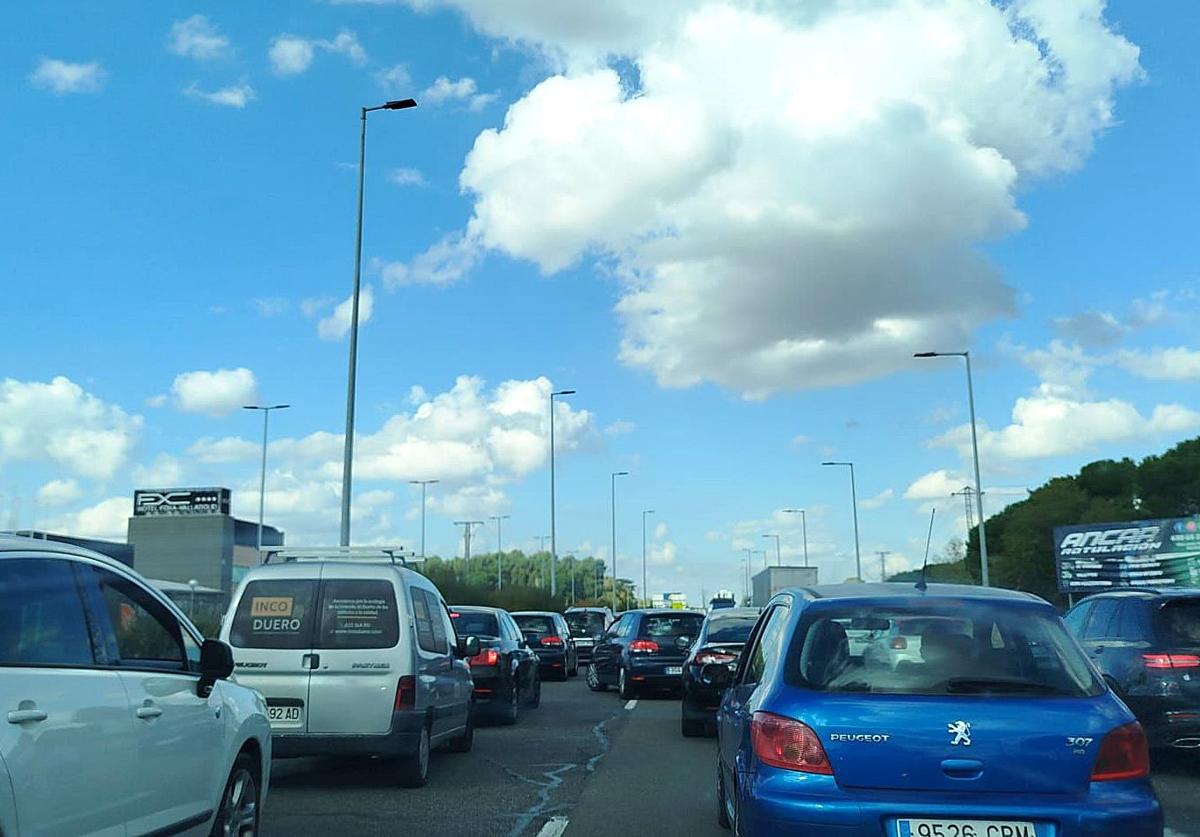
[628,660,685,690]
[1125,696,1200,749]
[682,682,723,719]
[533,648,568,671]
[271,710,424,759]
[739,772,1162,837]
[468,670,514,705]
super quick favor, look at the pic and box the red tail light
[469,649,501,667]
[751,712,833,775]
[541,636,564,647]
[630,639,660,653]
[394,675,415,710]
[694,649,738,665]
[1090,723,1150,781]
[889,637,908,650]
[1143,653,1200,669]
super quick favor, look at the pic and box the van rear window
[319,580,399,649]
[230,580,317,649]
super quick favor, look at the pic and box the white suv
[0,537,272,837]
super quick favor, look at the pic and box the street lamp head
[613,470,629,477]
[913,351,939,358]
[383,98,418,110]
[821,461,849,466]
[552,389,576,396]
[644,509,655,515]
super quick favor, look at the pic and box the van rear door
[305,573,403,735]
[224,568,321,734]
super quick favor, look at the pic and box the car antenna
[916,507,936,592]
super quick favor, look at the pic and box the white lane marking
[625,699,638,711]
[536,816,570,837]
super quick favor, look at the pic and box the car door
[503,614,535,692]
[1080,597,1119,680]
[409,586,448,735]
[591,615,629,683]
[0,556,132,837]
[555,615,575,668]
[81,563,224,837]
[431,592,471,733]
[1107,600,1154,697]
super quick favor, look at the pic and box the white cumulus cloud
[318,286,374,341]
[269,30,367,76]
[171,368,259,417]
[185,81,255,108]
[38,479,82,507]
[29,58,106,94]
[167,15,232,60]
[421,76,497,110]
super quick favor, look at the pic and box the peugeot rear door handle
[136,704,164,720]
[7,709,47,724]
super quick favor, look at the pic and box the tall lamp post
[782,508,808,567]
[549,389,576,596]
[410,479,439,559]
[611,471,629,612]
[914,351,989,586]
[641,509,655,607]
[822,461,862,581]
[243,404,290,552]
[762,533,781,566]
[490,514,510,590]
[742,548,752,605]
[339,97,418,547]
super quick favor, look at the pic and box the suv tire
[526,674,542,707]
[210,752,261,837]
[396,726,431,788]
[446,711,474,753]
[586,663,607,692]
[499,683,520,725]
[618,666,636,700]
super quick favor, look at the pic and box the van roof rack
[260,546,418,566]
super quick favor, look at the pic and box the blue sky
[2,0,1198,603]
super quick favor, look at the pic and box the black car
[450,606,541,724]
[512,610,579,680]
[586,609,706,699]
[564,607,613,665]
[1064,589,1200,749]
[680,607,760,736]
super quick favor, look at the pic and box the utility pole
[490,514,509,590]
[454,521,483,578]
[410,480,439,559]
[876,550,891,582]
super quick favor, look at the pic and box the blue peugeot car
[713,583,1162,836]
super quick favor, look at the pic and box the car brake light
[694,649,738,665]
[1090,723,1150,781]
[469,649,501,667]
[394,675,415,710]
[751,712,833,775]
[889,637,908,650]
[541,636,564,647]
[1143,653,1200,669]
[630,639,660,653]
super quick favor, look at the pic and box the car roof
[511,610,558,617]
[706,607,760,619]
[628,608,706,616]
[450,605,506,614]
[0,534,129,571]
[792,581,1045,604]
[565,607,610,613]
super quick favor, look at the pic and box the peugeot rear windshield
[565,612,606,637]
[785,602,1103,697]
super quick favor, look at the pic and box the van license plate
[665,666,683,675]
[899,820,1036,837]
[267,706,303,728]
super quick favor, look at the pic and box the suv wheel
[211,752,260,836]
[586,663,607,692]
[396,726,430,788]
[568,654,579,677]
[446,710,474,753]
[499,682,520,725]
[618,666,636,700]
[526,673,542,707]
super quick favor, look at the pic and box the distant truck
[751,566,818,607]
[709,590,738,611]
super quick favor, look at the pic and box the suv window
[1114,601,1150,642]
[318,580,399,649]
[515,615,557,636]
[787,602,1102,698]
[565,611,606,637]
[0,558,94,667]
[229,579,318,650]
[1083,599,1118,640]
[88,567,187,671]
[1159,598,1200,645]
[1062,601,1092,635]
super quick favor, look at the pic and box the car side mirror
[701,661,735,689]
[458,635,480,658]
[198,639,234,697]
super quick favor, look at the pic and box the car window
[428,592,450,654]
[1159,599,1200,645]
[229,579,318,650]
[451,610,500,639]
[639,614,704,640]
[318,580,400,650]
[514,614,556,636]
[90,566,187,671]
[703,615,759,644]
[0,558,95,667]
[412,588,439,653]
[606,615,628,638]
[1082,599,1118,640]
[566,612,607,637]
[742,605,788,686]
[1062,601,1092,635]
[787,602,1103,698]
[1114,601,1149,642]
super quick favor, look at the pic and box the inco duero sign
[1055,516,1200,592]
[133,487,231,517]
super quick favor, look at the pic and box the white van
[220,550,478,787]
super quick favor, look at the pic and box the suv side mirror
[198,639,234,697]
[458,635,480,658]
[701,661,734,689]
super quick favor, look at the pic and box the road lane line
[535,816,570,837]
[624,699,638,710]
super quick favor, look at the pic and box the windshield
[565,612,606,637]
[787,603,1103,697]
[450,611,499,639]
[704,616,758,644]
[514,614,556,635]
[1159,600,1200,645]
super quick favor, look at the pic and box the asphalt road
[261,675,1199,837]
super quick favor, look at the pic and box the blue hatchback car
[714,583,1162,837]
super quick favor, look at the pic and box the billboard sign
[133,487,231,517]
[1054,516,1200,592]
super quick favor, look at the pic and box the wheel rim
[219,767,258,837]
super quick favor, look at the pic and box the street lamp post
[753,549,768,570]
[641,509,655,607]
[339,97,418,547]
[742,548,752,605]
[762,533,781,566]
[490,514,510,590]
[243,404,290,552]
[409,479,439,560]
[188,579,199,618]
[914,351,990,586]
[611,471,629,612]
[782,508,808,567]
[549,389,576,597]
[822,461,862,581]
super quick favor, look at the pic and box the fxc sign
[133,487,230,517]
